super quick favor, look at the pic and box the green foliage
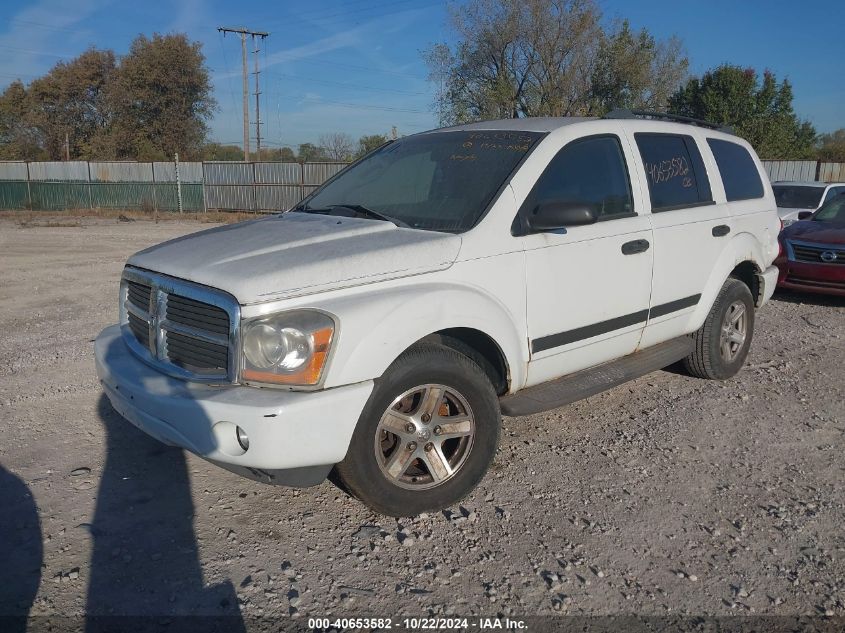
[261,147,297,162]
[590,20,688,115]
[0,80,45,160]
[297,143,328,162]
[202,143,246,161]
[668,65,816,159]
[0,34,215,161]
[816,129,845,162]
[424,0,688,123]
[100,34,216,160]
[356,134,389,158]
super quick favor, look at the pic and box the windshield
[772,185,825,209]
[296,130,543,232]
[814,196,845,222]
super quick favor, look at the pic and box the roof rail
[603,109,734,134]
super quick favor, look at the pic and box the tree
[101,34,216,160]
[668,65,816,159]
[26,48,116,159]
[0,81,44,160]
[297,142,327,162]
[590,20,688,114]
[356,134,389,158]
[423,43,454,127]
[817,129,845,162]
[0,34,215,160]
[319,132,355,161]
[202,143,245,161]
[275,147,297,162]
[423,0,687,123]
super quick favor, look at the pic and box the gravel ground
[1,218,844,627]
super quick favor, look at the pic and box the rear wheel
[683,278,755,380]
[335,344,500,517]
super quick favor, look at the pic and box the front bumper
[94,325,373,485]
[775,257,845,297]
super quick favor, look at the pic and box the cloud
[166,0,207,35]
[213,6,429,80]
[214,30,364,81]
[0,0,108,84]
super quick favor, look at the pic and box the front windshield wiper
[293,204,410,228]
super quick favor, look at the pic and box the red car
[775,195,845,296]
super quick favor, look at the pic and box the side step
[499,337,694,417]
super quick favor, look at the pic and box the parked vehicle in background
[776,195,845,296]
[773,181,845,227]
[95,111,780,516]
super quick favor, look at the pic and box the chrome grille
[166,294,230,336]
[127,312,150,348]
[127,280,152,311]
[119,268,240,382]
[788,240,845,264]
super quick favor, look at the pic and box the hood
[781,220,845,245]
[128,213,462,304]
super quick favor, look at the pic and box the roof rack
[603,109,734,134]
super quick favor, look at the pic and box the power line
[261,91,428,114]
[7,18,88,35]
[218,26,269,161]
[264,70,425,96]
[285,57,427,81]
[260,0,440,29]
[0,44,70,58]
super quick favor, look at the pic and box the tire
[683,277,755,380]
[335,343,501,517]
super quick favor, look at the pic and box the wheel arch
[417,327,510,395]
[689,232,769,330]
[319,282,528,392]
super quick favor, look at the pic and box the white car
[773,180,845,226]
[95,111,780,516]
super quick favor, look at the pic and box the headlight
[781,218,796,228]
[240,310,335,386]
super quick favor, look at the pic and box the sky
[0,0,843,151]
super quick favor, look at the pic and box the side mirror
[526,200,598,232]
[797,211,813,220]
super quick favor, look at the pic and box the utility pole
[218,26,269,162]
[253,37,263,157]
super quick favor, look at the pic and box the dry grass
[1,208,262,227]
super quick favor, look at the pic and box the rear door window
[707,138,764,201]
[635,133,713,211]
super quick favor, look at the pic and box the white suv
[95,111,780,516]
[773,180,845,226]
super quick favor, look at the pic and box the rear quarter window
[635,133,713,211]
[707,138,764,201]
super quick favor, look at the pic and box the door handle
[712,224,731,237]
[621,239,650,255]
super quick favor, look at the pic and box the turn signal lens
[241,310,335,386]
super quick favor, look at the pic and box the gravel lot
[1,217,844,627]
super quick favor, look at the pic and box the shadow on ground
[0,464,42,633]
[84,394,245,631]
[771,289,845,308]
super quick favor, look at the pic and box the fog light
[236,426,249,451]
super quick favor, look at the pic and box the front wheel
[683,277,755,380]
[335,344,501,517]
